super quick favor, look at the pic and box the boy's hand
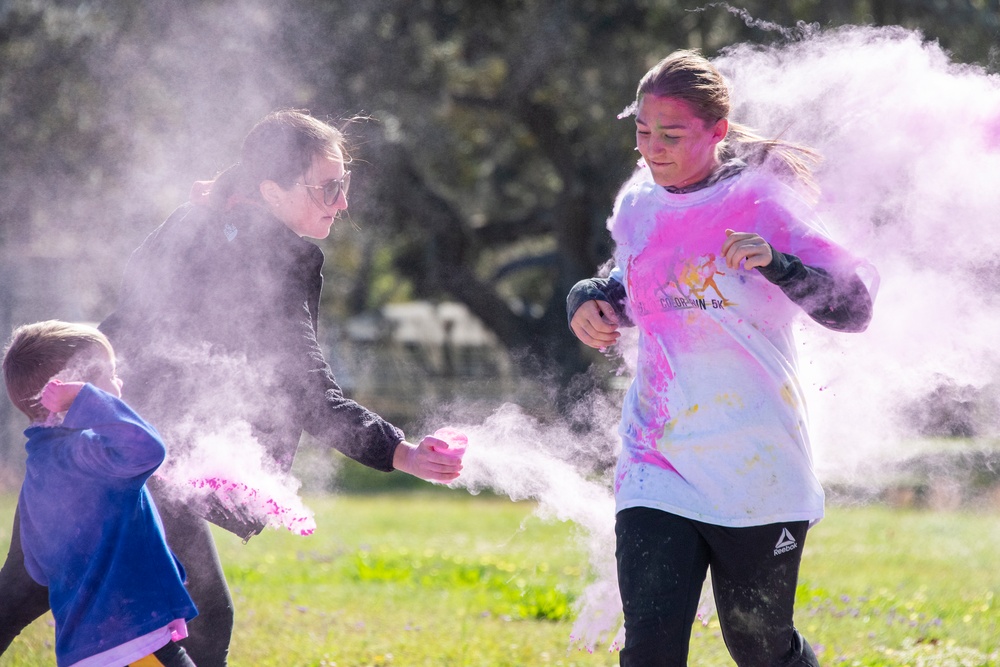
[40,379,85,414]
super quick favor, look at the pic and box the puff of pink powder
[430,426,468,459]
[189,477,316,536]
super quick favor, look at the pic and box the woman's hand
[570,300,621,349]
[39,379,85,414]
[392,438,463,482]
[721,229,773,270]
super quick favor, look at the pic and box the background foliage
[1,0,998,467]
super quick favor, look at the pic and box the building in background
[335,301,549,431]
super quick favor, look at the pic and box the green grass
[0,493,998,666]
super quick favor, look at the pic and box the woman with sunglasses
[0,110,463,667]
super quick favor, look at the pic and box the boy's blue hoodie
[18,384,196,666]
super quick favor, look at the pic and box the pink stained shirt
[609,168,867,527]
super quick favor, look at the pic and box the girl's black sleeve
[757,245,873,333]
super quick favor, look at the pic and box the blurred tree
[0,0,997,461]
[0,0,311,307]
[277,0,999,388]
[0,0,314,466]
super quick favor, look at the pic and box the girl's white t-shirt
[609,168,863,527]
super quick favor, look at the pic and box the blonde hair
[2,321,114,422]
[625,50,821,193]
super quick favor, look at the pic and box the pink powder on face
[189,477,316,536]
[430,427,468,458]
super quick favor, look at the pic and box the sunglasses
[296,170,351,206]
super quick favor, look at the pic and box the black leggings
[615,506,820,667]
[0,503,49,652]
[0,487,234,667]
[144,640,197,666]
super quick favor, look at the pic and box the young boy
[2,320,198,667]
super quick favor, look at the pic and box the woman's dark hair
[210,110,347,208]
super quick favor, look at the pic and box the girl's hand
[570,300,621,349]
[721,229,773,270]
[39,379,85,414]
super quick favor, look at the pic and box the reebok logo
[773,527,798,556]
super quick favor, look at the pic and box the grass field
[0,492,998,666]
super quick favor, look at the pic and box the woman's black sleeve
[566,276,633,329]
[757,245,873,333]
[286,248,403,472]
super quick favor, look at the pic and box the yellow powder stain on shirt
[734,453,763,475]
[780,384,798,409]
[715,392,744,408]
[660,405,698,437]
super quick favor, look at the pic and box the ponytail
[189,163,258,211]
[723,122,822,198]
